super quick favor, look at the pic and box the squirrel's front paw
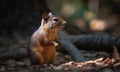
[53,41,61,48]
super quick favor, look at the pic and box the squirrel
[27,12,66,65]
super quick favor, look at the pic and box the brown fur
[27,12,66,65]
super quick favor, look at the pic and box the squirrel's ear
[41,12,53,25]
[41,18,46,26]
[41,12,48,25]
[42,12,49,20]
[48,12,53,16]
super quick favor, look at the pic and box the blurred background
[0,0,120,49]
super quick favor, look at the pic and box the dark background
[0,0,120,49]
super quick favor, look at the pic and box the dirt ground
[0,50,120,72]
[1,33,120,72]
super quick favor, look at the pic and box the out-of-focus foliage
[47,0,120,35]
[0,0,120,48]
[47,0,88,18]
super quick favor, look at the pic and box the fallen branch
[65,34,120,52]
[0,48,28,60]
[60,39,85,62]
[0,34,120,61]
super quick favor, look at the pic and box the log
[0,48,28,60]
[66,34,120,52]
[60,39,85,61]
[0,34,120,61]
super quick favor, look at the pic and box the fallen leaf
[113,46,120,60]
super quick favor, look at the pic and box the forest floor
[0,33,120,72]
[0,50,120,72]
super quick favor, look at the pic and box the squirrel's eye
[53,18,58,21]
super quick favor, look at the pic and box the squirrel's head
[41,12,66,30]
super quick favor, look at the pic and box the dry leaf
[113,46,120,60]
